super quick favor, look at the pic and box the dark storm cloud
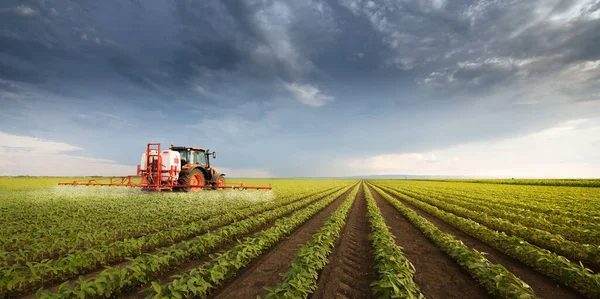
[1,0,599,98]
[418,1,600,97]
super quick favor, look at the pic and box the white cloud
[0,132,81,154]
[429,0,447,10]
[0,132,134,176]
[15,5,36,16]
[549,0,600,23]
[330,118,600,178]
[284,82,334,107]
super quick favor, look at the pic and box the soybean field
[0,177,599,298]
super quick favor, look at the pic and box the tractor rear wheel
[178,169,205,192]
[214,175,225,190]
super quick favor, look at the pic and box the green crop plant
[261,184,360,298]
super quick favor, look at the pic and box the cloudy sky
[1,0,599,178]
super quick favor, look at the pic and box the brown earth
[311,184,376,299]
[210,184,357,299]
[374,185,584,299]
[367,185,490,299]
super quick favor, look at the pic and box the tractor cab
[170,146,217,168]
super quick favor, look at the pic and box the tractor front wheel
[178,169,205,192]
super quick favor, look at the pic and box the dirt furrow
[209,185,357,299]
[367,185,489,299]
[311,184,375,299]
[376,186,583,299]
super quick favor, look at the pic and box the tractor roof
[170,146,206,151]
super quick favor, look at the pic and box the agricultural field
[0,178,599,298]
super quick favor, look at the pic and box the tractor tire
[178,169,205,192]
[213,175,226,190]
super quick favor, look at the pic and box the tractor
[58,143,271,192]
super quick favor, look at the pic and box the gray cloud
[418,1,600,100]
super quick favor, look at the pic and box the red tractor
[59,143,271,192]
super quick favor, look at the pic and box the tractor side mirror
[212,152,217,159]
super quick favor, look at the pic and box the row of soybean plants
[373,182,600,299]
[261,182,535,299]
[410,183,600,245]
[367,184,537,299]
[154,180,537,299]
[0,180,338,265]
[400,180,600,220]
[0,179,342,267]
[418,181,600,226]
[388,182,600,245]
[151,184,360,299]
[37,183,356,298]
[438,179,600,188]
[378,183,600,270]
[363,186,425,298]
[261,185,361,298]
[0,181,351,297]
[260,183,423,299]
[0,191,259,263]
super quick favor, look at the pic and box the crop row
[147,185,359,298]
[388,184,600,244]
[407,185,600,245]
[1,185,336,275]
[390,180,600,219]
[261,184,360,298]
[36,184,355,298]
[363,185,425,298]
[389,183,600,233]
[0,192,257,252]
[379,184,600,270]
[369,184,538,299]
[0,185,332,266]
[1,184,351,297]
[374,183,600,299]
[432,179,600,187]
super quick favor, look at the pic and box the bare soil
[367,185,490,299]
[380,186,584,299]
[311,184,376,299]
[210,185,357,298]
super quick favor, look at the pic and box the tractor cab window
[196,151,207,165]
[178,151,189,165]
[177,150,206,165]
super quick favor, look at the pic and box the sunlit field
[0,177,599,298]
